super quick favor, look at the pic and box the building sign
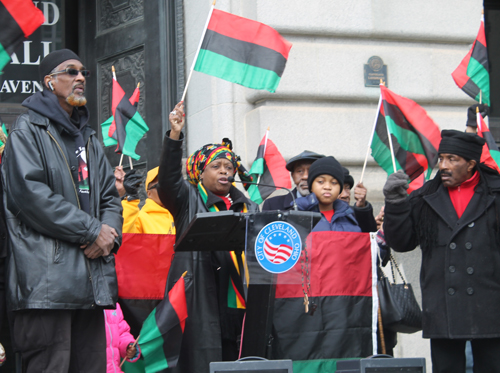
[364,56,388,87]
[0,1,62,103]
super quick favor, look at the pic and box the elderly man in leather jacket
[2,49,122,373]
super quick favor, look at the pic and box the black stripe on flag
[383,101,438,165]
[155,292,184,367]
[462,78,480,100]
[471,40,489,70]
[113,95,138,152]
[375,114,425,180]
[0,2,26,55]
[201,29,288,76]
[274,296,373,359]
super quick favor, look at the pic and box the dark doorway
[78,0,184,172]
[485,0,500,140]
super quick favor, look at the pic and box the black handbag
[377,254,422,334]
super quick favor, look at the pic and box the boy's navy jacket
[295,194,361,232]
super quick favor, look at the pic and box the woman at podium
[157,102,258,373]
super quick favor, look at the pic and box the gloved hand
[123,169,143,201]
[466,103,489,128]
[383,170,409,204]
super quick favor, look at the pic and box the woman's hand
[169,101,185,140]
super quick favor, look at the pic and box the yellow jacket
[132,198,175,234]
[122,199,140,233]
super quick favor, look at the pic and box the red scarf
[448,171,480,218]
[219,195,232,210]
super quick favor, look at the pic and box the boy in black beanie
[295,156,361,231]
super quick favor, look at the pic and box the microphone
[228,176,298,211]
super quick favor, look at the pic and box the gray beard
[297,188,310,197]
[66,93,87,107]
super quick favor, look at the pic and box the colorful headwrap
[186,138,253,188]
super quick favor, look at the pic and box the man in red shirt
[382,130,500,373]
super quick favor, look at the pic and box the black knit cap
[39,49,81,81]
[438,129,485,162]
[342,166,354,188]
[286,150,325,172]
[307,156,344,192]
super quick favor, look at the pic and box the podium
[175,210,321,358]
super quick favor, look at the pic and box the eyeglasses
[49,68,91,78]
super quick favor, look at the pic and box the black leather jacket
[2,110,122,311]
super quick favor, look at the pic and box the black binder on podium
[174,210,322,358]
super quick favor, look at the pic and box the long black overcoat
[158,132,258,373]
[384,170,500,339]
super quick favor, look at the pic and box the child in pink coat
[104,303,141,373]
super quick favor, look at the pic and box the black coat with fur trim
[384,167,500,339]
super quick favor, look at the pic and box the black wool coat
[384,169,500,339]
[158,132,258,373]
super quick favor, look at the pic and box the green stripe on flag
[384,115,426,156]
[248,184,264,205]
[100,116,118,147]
[249,157,264,176]
[0,43,11,73]
[195,49,281,93]
[371,131,403,174]
[140,308,169,372]
[227,281,237,308]
[122,111,149,161]
[467,57,490,105]
[490,149,500,169]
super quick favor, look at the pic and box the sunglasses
[49,68,91,78]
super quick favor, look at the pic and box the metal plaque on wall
[364,56,388,87]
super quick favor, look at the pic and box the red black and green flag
[0,118,7,163]
[0,0,44,72]
[115,233,176,338]
[452,15,490,105]
[139,272,189,372]
[274,232,377,362]
[248,130,291,204]
[476,111,500,173]
[111,78,149,160]
[194,9,292,93]
[101,84,140,147]
[371,85,441,194]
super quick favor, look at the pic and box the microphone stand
[228,177,298,211]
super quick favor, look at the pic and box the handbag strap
[389,254,408,285]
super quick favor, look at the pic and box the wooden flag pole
[360,92,382,184]
[119,154,124,167]
[256,127,270,185]
[119,334,141,368]
[128,156,134,170]
[180,0,216,102]
[112,65,117,80]
[386,120,398,174]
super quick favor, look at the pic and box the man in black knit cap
[2,49,122,372]
[383,129,500,373]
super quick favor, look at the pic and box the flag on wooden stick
[193,9,292,93]
[248,129,290,204]
[139,272,189,372]
[110,71,149,160]
[371,85,441,193]
[452,14,490,105]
